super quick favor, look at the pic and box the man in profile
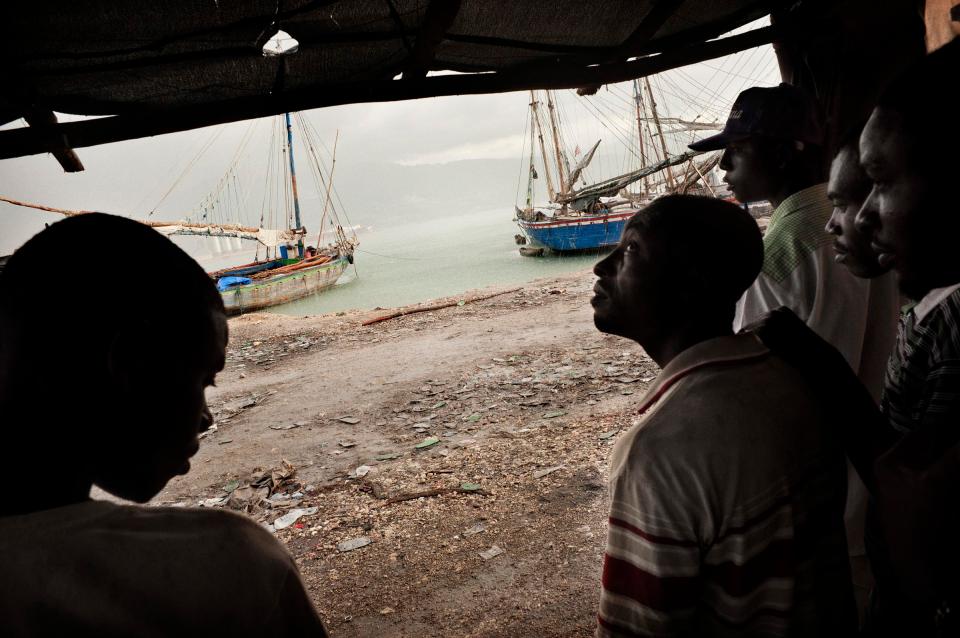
[689,85,885,382]
[592,195,854,636]
[0,214,327,636]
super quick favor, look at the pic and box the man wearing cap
[689,84,888,395]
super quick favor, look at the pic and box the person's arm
[598,457,701,637]
[752,307,896,491]
[873,359,960,602]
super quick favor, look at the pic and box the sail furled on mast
[555,150,705,210]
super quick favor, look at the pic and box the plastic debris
[379,607,395,615]
[273,507,318,530]
[222,480,240,493]
[460,482,482,492]
[479,545,505,560]
[270,422,300,430]
[353,465,372,478]
[375,452,401,461]
[415,436,440,449]
[533,465,563,479]
[338,416,361,425]
[464,523,486,536]
[465,413,481,422]
[542,410,567,419]
[598,431,618,440]
[337,536,372,552]
[338,441,357,448]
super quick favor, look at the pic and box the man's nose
[855,189,879,236]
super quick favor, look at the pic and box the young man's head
[0,214,227,508]
[825,123,888,279]
[689,84,825,206]
[592,195,762,364]
[855,38,960,300]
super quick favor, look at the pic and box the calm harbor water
[198,207,607,317]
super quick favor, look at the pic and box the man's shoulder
[761,184,833,284]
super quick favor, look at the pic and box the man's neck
[644,323,734,369]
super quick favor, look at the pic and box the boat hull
[516,211,634,252]
[220,256,349,315]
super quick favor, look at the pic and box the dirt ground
[156,268,659,637]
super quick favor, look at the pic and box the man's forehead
[828,149,859,195]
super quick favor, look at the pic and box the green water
[262,208,606,316]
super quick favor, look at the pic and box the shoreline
[157,267,659,636]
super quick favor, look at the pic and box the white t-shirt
[0,500,327,637]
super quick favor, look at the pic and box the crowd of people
[0,31,956,638]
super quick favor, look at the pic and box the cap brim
[687,131,747,152]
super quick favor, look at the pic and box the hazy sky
[0,23,779,255]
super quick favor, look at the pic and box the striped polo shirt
[598,332,855,637]
[882,283,960,437]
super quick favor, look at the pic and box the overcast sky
[0,22,779,254]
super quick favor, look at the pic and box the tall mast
[530,93,557,202]
[525,97,536,209]
[317,130,339,249]
[545,91,568,195]
[284,112,304,237]
[632,79,650,196]
[644,78,676,189]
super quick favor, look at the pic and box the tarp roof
[0,0,800,164]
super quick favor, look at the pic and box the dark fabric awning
[0,0,812,162]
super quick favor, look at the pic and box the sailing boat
[515,79,725,254]
[207,112,356,315]
[1,112,358,316]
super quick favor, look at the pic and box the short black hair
[627,195,763,306]
[0,213,223,399]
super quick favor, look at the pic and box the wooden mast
[284,112,304,253]
[632,79,650,197]
[644,77,676,189]
[317,129,339,249]
[525,95,536,210]
[530,92,557,202]
[545,91,568,196]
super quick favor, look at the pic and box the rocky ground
[155,269,660,637]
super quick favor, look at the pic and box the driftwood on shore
[361,287,523,327]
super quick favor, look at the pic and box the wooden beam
[0,26,777,160]
[21,110,84,172]
[402,0,463,79]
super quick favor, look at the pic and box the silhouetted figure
[0,214,327,637]
[592,196,855,636]
[824,124,902,624]
[689,85,886,385]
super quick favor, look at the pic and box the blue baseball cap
[688,83,824,152]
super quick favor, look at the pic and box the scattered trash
[218,439,233,445]
[479,545,505,560]
[463,523,486,536]
[270,422,301,430]
[415,436,440,449]
[375,452,401,461]
[338,416,361,425]
[379,607,395,615]
[615,377,639,384]
[222,480,240,493]
[598,431,618,440]
[337,536,372,552]
[464,413,481,422]
[353,465,372,478]
[542,410,567,419]
[200,496,228,507]
[432,401,447,409]
[533,465,563,479]
[460,482,482,492]
[339,441,357,448]
[273,507,318,530]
